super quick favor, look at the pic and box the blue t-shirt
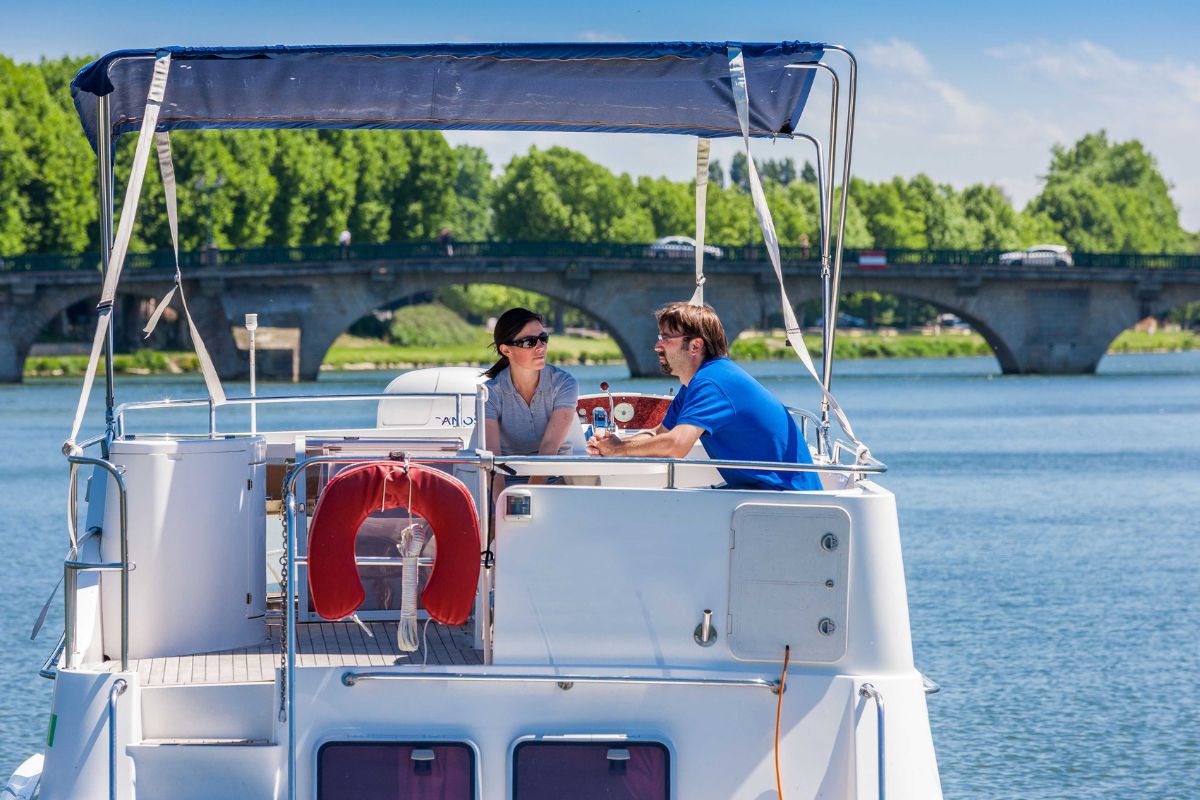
[662,357,821,491]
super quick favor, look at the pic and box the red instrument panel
[576,393,673,430]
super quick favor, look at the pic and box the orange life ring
[307,461,481,626]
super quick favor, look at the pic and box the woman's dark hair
[484,307,545,379]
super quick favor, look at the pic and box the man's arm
[587,423,704,459]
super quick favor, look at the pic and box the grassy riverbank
[22,329,1200,377]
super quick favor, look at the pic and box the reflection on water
[2,352,1199,797]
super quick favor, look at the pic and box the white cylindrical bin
[101,436,267,661]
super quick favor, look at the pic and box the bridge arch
[1148,287,1200,328]
[1,280,189,382]
[788,282,1017,372]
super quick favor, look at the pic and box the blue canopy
[70,42,824,151]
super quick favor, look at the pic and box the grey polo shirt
[484,365,579,456]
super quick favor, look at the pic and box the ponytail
[484,355,509,380]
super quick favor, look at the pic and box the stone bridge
[2,248,1198,382]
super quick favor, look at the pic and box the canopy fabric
[70,42,824,151]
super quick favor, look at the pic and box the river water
[2,353,1198,797]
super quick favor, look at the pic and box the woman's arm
[528,406,578,485]
[484,418,502,453]
[537,407,577,455]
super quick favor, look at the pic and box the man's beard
[658,354,673,375]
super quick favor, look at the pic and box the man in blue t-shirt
[586,302,821,491]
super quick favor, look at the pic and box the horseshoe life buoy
[307,461,481,626]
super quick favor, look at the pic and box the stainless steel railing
[500,452,885,473]
[64,455,130,672]
[114,390,479,440]
[860,682,886,800]
[341,670,781,691]
[108,678,127,800]
[112,391,860,466]
[38,633,67,680]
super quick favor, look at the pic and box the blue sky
[5,0,1199,228]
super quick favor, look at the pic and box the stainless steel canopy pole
[823,45,859,395]
[97,95,117,448]
[785,61,840,448]
[818,63,840,448]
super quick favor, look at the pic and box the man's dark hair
[655,302,728,361]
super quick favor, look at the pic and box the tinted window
[513,741,669,800]
[318,742,474,799]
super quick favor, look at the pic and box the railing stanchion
[63,456,131,672]
[474,385,494,665]
[63,562,76,670]
[284,488,297,800]
[860,683,886,800]
[108,677,127,800]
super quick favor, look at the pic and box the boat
[4,41,943,799]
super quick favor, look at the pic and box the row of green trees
[2,54,1196,258]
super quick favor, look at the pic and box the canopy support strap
[142,132,226,406]
[66,52,173,452]
[65,52,228,453]
[689,138,711,306]
[727,46,867,458]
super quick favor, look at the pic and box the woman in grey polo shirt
[483,308,579,499]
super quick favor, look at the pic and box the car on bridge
[647,235,723,260]
[999,244,1073,267]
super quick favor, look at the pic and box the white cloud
[579,31,628,43]
[988,40,1200,227]
[853,38,1004,153]
[864,39,933,80]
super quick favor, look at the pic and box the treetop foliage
[0,55,1193,258]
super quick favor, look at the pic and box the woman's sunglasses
[506,332,551,349]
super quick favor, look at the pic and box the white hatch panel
[728,503,851,663]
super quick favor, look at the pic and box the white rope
[727,46,867,455]
[689,138,711,306]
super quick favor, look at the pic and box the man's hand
[586,430,625,457]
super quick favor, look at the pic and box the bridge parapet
[3,244,1199,383]
[4,243,1200,274]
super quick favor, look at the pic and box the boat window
[513,741,670,799]
[317,741,475,799]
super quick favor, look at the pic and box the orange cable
[775,644,791,800]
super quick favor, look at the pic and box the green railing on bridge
[3,242,1200,273]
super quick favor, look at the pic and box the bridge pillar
[186,281,249,380]
[573,272,765,378]
[0,339,24,383]
[956,284,1142,375]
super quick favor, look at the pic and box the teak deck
[103,621,481,686]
